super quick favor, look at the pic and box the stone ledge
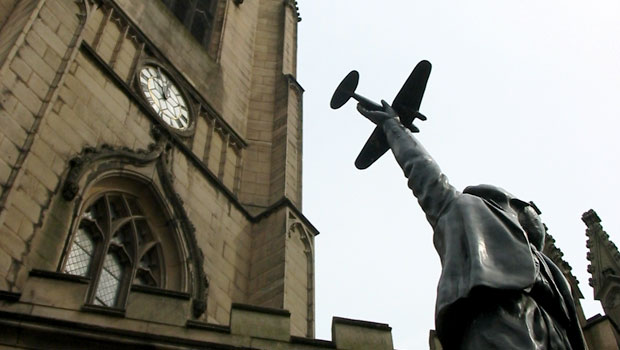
[29,269,90,284]
[82,304,126,318]
[332,317,392,331]
[131,284,190,300]
[0,297,397,349]
[332,316,394,350]
[126,286,191,326]
[186,319,230,333]
[291,335,336,348]
[230,303,290,341]
[21,270,90,310]
[0,309,255,349]
[231,302,291,316]
[0,290,21,302]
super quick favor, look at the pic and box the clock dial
[139,66,190,130]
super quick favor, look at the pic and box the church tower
[0,1,398,349]
[0,0,374,347]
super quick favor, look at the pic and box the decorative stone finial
[582,209,601,227]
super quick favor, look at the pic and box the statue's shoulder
[433,192,487,227]
[447,192,487,211]
[438,192,515,228]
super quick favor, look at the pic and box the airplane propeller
[330,71,382,111]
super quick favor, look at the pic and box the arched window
[160,0,216,48]
[61,176,185,309]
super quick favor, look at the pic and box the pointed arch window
[160,0,216,48]
[54,145,208,317]
[63,192,166,308]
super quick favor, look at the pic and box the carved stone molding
[62,128,167,201]
[287,211,315,337]
[542,231,583,300]
[60,127,208,318]
[286,74,305,98]
[284,0,301,22]
[583,210,620,302]
[288,219,313,255]
[156,149,208,318]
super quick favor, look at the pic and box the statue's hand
[357,100,398,126]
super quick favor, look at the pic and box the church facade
[0,1,617,349]
[0,0,393,348]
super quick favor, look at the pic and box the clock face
[139,66,190,130]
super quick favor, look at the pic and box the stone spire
[544,229,583,298]
[583,209,620,321]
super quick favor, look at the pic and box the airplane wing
[354,60,432,170]
[392,60,431,126]
[354,126,390,169]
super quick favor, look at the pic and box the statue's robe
[382,118,587,349]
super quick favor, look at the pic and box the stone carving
[156,144,208,318]
[287,212,315,337]
[61,125,208,318]
[333,61,588,349]
[62,142,164,201]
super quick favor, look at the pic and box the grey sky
[298,1,620,349]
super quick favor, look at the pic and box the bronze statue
[332,61,588,349]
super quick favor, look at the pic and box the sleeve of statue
[382,118,459,227]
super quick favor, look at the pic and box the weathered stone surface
[125,288,190,326]
[0,1,330,350]
[230,304,291,342]
[20,274,89,310]
[332,317,394,350]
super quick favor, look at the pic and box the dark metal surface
[330,60,431,169]
[391,60,431,126]
[344,61,588,349]
[330,70,360,109]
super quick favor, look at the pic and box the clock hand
[164,81,171,100]
[154,80,163,96]
[157,67,170,99]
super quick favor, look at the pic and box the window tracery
[57,139,208,317]
[63,192,165,308]
[160,0,216,48]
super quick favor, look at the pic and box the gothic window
[55,148,206,317]
[160,0,216,48]
[59,171,192,309]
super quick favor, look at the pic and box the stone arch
[287,212,315,337]
[62,173,187,307]
[31,135,207,317]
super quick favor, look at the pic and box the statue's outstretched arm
[358,102,458,226]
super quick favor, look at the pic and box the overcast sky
[298,1,620,349]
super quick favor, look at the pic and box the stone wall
[0,0,314,332]
[0,0,87,292]
[0,299,395,350]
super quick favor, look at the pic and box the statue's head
[463,184,546,250]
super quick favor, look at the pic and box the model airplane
[330,60,432,169]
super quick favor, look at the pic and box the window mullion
[87,226,112,306]
[122,194,139,263]
[116,217,139,307]
[189,0,200,28]
[64,185,173,309]
[89,194,120,306]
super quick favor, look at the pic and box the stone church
[0,1,617,349]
